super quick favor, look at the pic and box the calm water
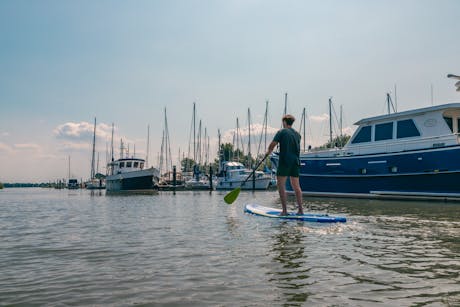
[1,188,459,306]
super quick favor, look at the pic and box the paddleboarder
[266,114,304,216]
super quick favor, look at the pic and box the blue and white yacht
[216,161,271,190]
[272,103,460,199]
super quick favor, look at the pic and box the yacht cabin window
[126,161,132,168]
[396,119,420,138]
[351,125,372,144]
[133,162,139,168]
[375,122,393,141]
[119,162,125,168]
[140,162,144,169]
[444,117,453,133]
[457,119,460,133]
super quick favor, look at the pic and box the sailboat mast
[198,119,202,165]
[231,130,235,162]
[264,100,268,152]
[236,117,240,161]
[110,123,114,162]
[90,117,96,180]
[218,129,222,172]
[340,105,343,137]
[207,135,210,167]
[329,98,333,146]
[204,127,208,166]
[164,107,172,173]
[301,107,306,152]
[284,93,287,115]
[159,130,165,175]
[193,102,196,163]
[248,108,251,167]
[146,125,150,168]
[96,153,99,175]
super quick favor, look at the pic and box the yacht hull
[106,168,157,192]
[273,146,460,199]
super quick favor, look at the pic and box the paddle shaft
[240,154,269,188]
[223,154,270,204]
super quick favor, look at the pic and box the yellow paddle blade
[224,187,241,204]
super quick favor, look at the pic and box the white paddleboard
[244,204,346,223]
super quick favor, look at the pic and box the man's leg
[289,176,303,214]
[277,176,288,215]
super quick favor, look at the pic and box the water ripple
[0,189,459,305]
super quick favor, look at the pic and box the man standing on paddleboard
[265,114,304,216]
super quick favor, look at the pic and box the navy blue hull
[277,146,460,196]
[106,175,154,192]
[291,171,460,194]
[121,175,154,190]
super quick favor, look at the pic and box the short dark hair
[282,114,295,126]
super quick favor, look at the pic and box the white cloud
[342,126,356,136]
[14,143,41,151]
[0,142,13,154]
[310,113,330,122]
[54,121,113,142]
[221,123,279,144]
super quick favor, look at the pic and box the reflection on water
[269,222,310,305]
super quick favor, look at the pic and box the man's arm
[265,141,278,157]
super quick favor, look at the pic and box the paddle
[224,154,270,204]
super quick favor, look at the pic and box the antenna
[447,74,460,91]
[386,93,396,114]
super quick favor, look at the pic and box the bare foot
[280,211,288,216]
[297,211,304,215]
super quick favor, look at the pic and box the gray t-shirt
[273,128,301,167]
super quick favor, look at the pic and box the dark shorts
[276,163,300,177]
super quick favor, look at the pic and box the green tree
[218,143,257,168]
[315,135,351,150]
[181,157,196,172]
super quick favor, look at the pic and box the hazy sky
[1,0,459,182]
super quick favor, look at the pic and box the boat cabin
[220,161,266,179]
[341,103,460,156]
[108,158,145,175]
